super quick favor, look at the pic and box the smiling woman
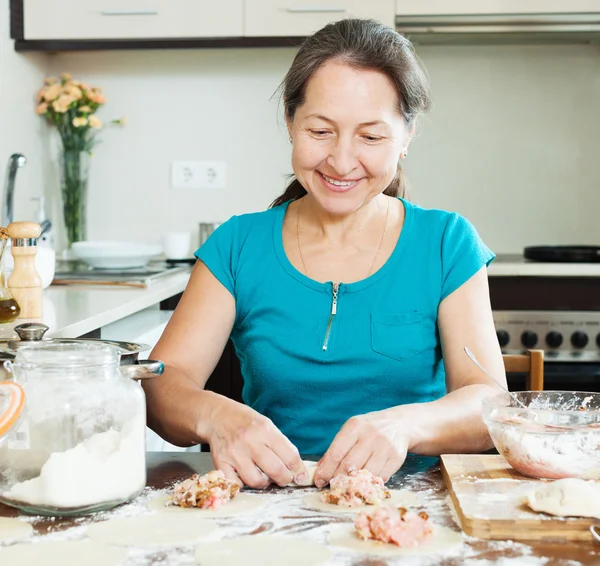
[142,18,505,491]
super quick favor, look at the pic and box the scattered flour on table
[4,466,564,566]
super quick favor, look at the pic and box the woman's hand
[208,397,308,489]
[314,409,410,488]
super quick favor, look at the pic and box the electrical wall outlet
[171,161,227,190]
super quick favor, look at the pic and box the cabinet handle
[101,9,159,16]
[286,6,346,13]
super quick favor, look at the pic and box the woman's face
[289,60,414,216]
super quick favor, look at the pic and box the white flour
[2,417,145,509]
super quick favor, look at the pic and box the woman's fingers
[266,428,307,485]
[315,419,361,487]
[363,449,389,479]
[331,441,372,479]
[378,454,407,483]
[253,446,295,487]
[218,461,243,487]
[235,460,271,489]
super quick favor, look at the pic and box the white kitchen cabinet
[244,0,395,37]
[395,1,600,16]
[23,0,243,40]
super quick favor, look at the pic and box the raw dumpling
[525,478,600,518]
[289,461,318,487]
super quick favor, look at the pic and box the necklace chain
[296,197,390,281]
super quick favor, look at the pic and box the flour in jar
[2,416,145,508]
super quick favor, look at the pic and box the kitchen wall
[34,40,600,253]
[0,0,48,227]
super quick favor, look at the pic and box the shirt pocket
[371,311,430,361]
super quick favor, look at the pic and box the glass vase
[59,147,90,249]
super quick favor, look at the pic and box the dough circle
[86,514,216,547]
[303,489,418,514]
[289,460,318,487]
[194,535,332,566]
[328,524,464,556]
[0,517,33,544]
[148,492,266,517]
[525,478,600,518]
[0,540,127,566]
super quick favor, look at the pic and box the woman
[143,18,505,490]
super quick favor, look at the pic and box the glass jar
[0,341,147,516]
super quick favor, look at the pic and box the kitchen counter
[0,268,191,340]
[489,254,600,277]
[0,453,594,565]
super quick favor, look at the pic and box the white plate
[71,241,162,269]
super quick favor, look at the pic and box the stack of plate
[71,241,162,270]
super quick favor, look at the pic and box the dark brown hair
[270,18,431,208]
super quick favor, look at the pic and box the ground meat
[170,470,240,510]
[321,469,391,507]
[354,506,433,547]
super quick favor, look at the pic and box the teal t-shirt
[195,198,495,455]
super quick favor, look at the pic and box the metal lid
[0,381,25,441]
[5,323,150,357]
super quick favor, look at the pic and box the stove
[493,310,600,362]
[488,253,600,390]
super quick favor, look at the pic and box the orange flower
[79,105,92,113]
[72,117,88,127]
[88,115,102,129]
[62,84,83,100]
[35,102,48,115]
[42,83,62,102]
[85,88,106,105]
[44,77,58,85]
[61,72,72,82]
[52,94,77,113]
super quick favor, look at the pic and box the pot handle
[120,359,165,380]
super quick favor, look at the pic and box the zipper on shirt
[322,282,339,351]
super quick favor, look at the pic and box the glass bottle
[0,228,20,322]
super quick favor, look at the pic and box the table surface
[0,453,598,565]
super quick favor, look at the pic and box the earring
[289,136,293,143]
[401,151,407,159]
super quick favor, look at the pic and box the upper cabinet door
[23,0,244,40]
[245,0,395,37]
[396,0,600,16]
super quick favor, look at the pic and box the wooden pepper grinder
[7,221,43,319]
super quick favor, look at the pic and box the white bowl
[71,241,162,269]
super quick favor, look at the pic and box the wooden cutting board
[441,454,595,542]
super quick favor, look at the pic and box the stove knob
[545,331,563,349]
[521,331,538,349]
[571,331,589,349]
[496,330,510,348]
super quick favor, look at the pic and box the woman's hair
[270,18,431,208]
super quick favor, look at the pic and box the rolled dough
[328,523,464,556]
[525,478,600,518]
[86,514,216,547]
[289,460,318,487]
[0,517,33,543]
[194,535,332,566]
[303,489,418,514]
[0,540,127,566]
[148,492,265,517]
